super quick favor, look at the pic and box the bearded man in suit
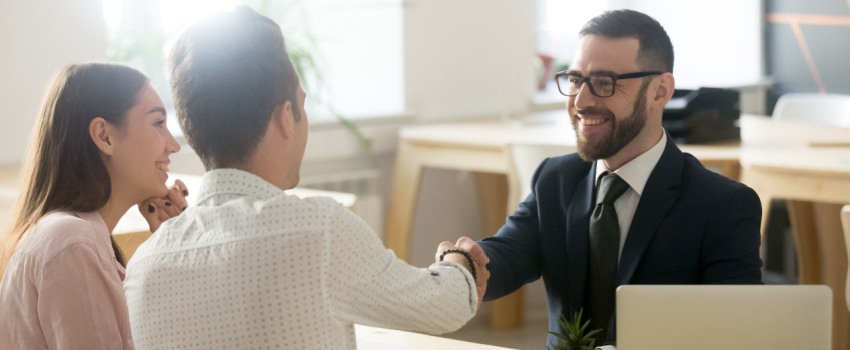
[460,9,763,349]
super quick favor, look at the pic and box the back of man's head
[169,5,301,170]
[580,9,674,74]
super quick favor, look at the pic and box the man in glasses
[467,9,763,349]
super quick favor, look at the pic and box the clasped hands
[436,236,490,308]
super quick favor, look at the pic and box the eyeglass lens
[557,75,615,97]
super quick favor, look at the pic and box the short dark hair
[169,5,300,170]
[579,9,674,73]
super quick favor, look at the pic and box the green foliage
[547,309,601,350]
[251,0,372,149]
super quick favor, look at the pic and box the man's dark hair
[169,5,301,170]
[579,9,674,73]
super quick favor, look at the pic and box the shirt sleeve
[324,204,477,334]
[37,243,127,350]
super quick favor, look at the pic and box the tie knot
[596,172,629,205]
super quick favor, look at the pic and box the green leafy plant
[547,309,601,350]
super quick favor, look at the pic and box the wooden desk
[739,115,850,349]
[384,111,742,329]
[739,119,850,350]
[355,325,516,350]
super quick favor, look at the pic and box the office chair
[772,93,850,127]
[842,205,850,313]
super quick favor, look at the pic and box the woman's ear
[89,117,114,155]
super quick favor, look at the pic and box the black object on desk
[663,87,740,144]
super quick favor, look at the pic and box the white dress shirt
[593,131,666,350]
[594,131,667,259]
[124,169,477,350]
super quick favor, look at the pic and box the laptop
[616,285,832,350]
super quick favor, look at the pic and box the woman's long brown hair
[0,63,148,279]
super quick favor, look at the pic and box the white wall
[404,0,536,121]
[0,0,107,165]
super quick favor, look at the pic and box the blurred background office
[1,0,849,348]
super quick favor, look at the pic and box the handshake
[435,237,490,308]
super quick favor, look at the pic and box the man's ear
[272,100,295,140]
[651,72,676,109]
[89,117,114,155]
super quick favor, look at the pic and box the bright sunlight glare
[160,0,243,35]
[102,0,244,36]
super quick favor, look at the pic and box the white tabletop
[355,325,516,350]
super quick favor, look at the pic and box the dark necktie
[585,172,630,344]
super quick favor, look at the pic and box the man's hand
[435,236,490,308]
[139,179,189,233]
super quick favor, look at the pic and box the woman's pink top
[0,211,133,349]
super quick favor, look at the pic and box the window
[537,0,608,71]
[536,0,764,93]
[102,0,404,123]
[627,0,764,89]
[535,0,609,102]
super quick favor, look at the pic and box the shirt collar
[594,130,667,196]
[194,168,284,206]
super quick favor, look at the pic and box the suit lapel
[617,135,684,285]
[565,161,595,310]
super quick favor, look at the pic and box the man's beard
[570,82,650,162]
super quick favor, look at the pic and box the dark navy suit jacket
[478,135,763,347]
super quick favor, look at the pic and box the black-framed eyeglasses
[554,71,662,98]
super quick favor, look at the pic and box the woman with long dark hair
[0,63,188,349]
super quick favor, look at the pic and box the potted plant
[547,309,602,350]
